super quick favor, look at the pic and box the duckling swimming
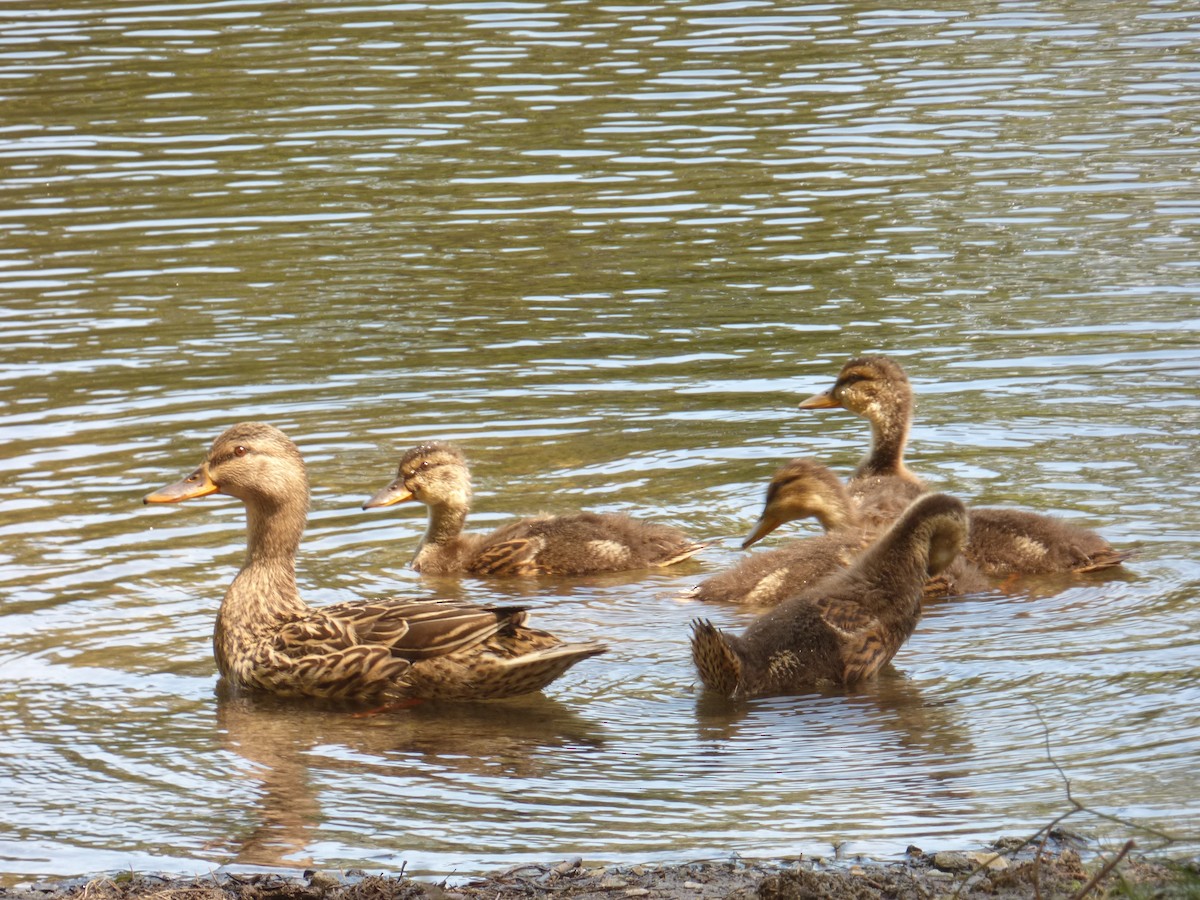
[363,442,707,576]
[800,355,1130,577]
[691,493,969,699]
[688,459,989,606]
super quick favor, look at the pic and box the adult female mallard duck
[143,423,606,704]
[799,355,1130,577]
[362,442,707,576]
[690,493,969,699]
[688,459,989,606]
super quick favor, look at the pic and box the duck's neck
[216,494,309,670]
[422,501,468,548]
[243,496,306,571]
[411,497,482,573]
[851,520,930,620]
[814,495,859,532]
[857,398,915,482]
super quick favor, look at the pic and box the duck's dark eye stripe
[212,446,250,466]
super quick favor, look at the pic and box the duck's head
[362,442,471,511]
[742,458,857,549]
[143,422,308,507]
[798,355,913,423]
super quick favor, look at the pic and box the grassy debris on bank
[3,843,1197,900]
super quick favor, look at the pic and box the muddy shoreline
[5,836,1195,900]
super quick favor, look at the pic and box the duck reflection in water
[691,672,978,818]
[211,683,605,869]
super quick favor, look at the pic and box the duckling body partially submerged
[691,493,969,699]
[689,459,988,606]
[363,443,707,577]
[144,423,605,704]
[965,508,1132,576]
[800,355,1130,578]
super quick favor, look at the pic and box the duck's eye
[418,460,431,471]
[233,446,248,457]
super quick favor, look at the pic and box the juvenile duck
[690,493,969,699]
[689,459,988,605]
[965,507,1132,576]
[688,460,869,607]
[144,423,606,704]
[800,355,1129,577]
[363,442,707,576]
[798,355,921,484]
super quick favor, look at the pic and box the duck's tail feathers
[690,618,742,698]
[505,640,608,693]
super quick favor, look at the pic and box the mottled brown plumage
[800,355,1130,578]
[688,459,988,606]
[691,493,969,699]
[144,423,605,703]
[689,460,870,607]
[363,442,707,576]
[965,508,1132,576]
[798,356,925,516]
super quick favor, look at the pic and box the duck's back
[848,474,924,530]
[966,508,1129,576]
[691,603,845,697]
[470,512,704,576]
[689,530,868,606]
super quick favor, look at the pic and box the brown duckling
[965,507,1132,576]
[800,355,1130,577]
[689,459,988,605]
[688,460,870,607]
[798,355,922,485]
[690,493,969,699]
[362,442,707,577]
[144,423,606,704]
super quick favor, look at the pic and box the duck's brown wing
[466,537,548,576]
[294,598,530,660]
[470,513,704,575]
[812,597,891,685]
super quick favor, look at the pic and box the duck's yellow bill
[144,468,218,504]
[798,389,839,410]
[362,481,414,510]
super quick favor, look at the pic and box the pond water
[1,0,1198,884]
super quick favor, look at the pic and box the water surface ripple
[1,0,1198,884]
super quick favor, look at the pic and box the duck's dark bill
[362,481,414,510]
[742,514,783,549]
